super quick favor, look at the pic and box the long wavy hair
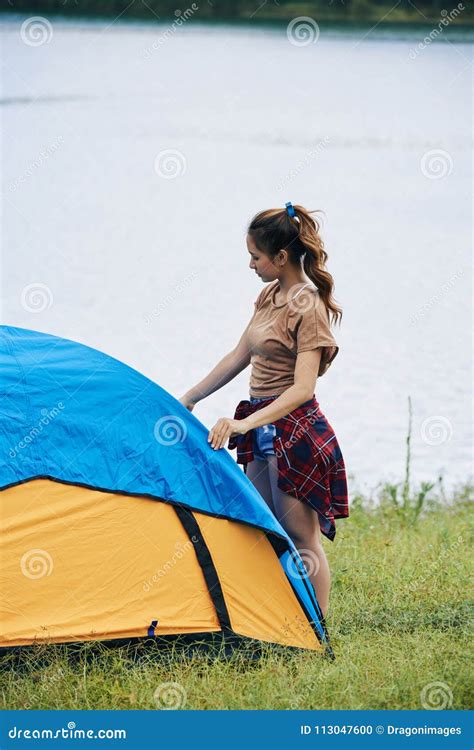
[247,204,342,326]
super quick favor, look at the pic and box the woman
[179,202,349,619]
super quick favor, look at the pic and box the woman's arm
[207,348,322,449]
[244,348,322,429]
[180,322,252,408]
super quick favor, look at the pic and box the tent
[0,325,333,658]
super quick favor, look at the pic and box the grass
[1,478,472,711]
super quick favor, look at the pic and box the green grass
[1,478,472,711]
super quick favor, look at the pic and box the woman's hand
[208,417,250,450]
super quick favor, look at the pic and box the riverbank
[1,1,474,27]
[1,479,472,710]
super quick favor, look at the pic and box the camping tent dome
[0,325,332,657]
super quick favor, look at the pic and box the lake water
[2,15,472,496]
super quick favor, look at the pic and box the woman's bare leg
[245,458,275,514]
[267,455,331,618]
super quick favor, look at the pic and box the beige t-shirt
[247,280,339,397]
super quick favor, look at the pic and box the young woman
[179,202,349,619]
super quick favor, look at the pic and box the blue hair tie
[285,201,296,218]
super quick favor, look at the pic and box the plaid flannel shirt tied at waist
[227,394,349,542]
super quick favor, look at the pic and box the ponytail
[247,203,342,326]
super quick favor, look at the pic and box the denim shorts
[249,395,277,461]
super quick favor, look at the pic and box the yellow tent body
[1,479,321,651]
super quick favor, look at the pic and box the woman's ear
[277,249,289,266]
